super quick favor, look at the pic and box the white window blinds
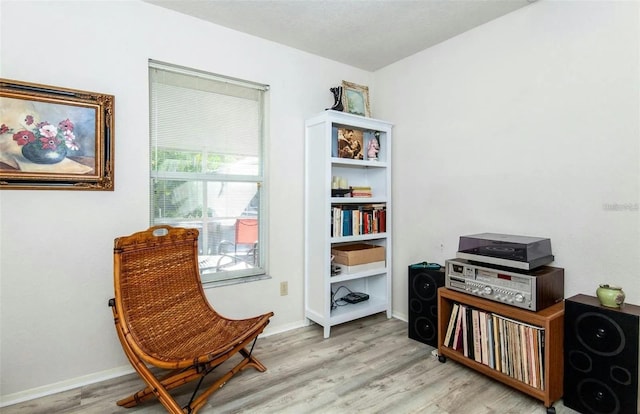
[149,60,268,284]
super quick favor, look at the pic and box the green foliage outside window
[152,148,250,219]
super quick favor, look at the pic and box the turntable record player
[456,233,554,270]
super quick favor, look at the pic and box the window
[149,60,268,285]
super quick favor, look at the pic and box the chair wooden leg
[118,348,268,412]
[118,356,185,413]
[117,368,200,408]
[239,347,267,372]
[112,316,186,413]
[188,348,268,413]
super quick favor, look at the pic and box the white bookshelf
[304,110,393,338]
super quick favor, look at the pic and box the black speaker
[564,294,640,414]
[408,264,444,347]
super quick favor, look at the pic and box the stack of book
[331,204,386,237]
[443,303,545,390]
[350,186,372,198]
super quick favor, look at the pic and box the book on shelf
[372,209,378,233]
[342,209,352,237]
[351,186,372,197]
[332,207,341,237]
[452,307,464,350]
[479,311,489,366]
[352,209,359,236]
[472,309,482,363]
[526,326,537,388]
[444,303,459,348]
[487,315,495,369]
[460,305,469,357]
[445,302,546,390]
[511,318,522,382]
[492,314,501,373]
[500,317,509,376]
[519,324,529,385]
[331,204,387,237]
[539,330,545,390]
[465,305,474,360]
[498,314,545,389]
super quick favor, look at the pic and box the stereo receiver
[445,258,564,311]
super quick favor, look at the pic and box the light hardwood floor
[3,314,579,414]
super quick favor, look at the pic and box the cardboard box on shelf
[331,243,385,266]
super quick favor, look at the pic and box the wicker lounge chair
[109,225,273,413]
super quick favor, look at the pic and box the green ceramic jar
[596,284,625,308]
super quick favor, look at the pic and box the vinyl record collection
[443,303,545,390]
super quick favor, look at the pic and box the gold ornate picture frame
[341,80,371,118]
[0,78,114,190]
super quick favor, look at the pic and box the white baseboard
[392,311,407,322]
[262,320,307,337]
[1,315,401,407]
[0,321,308,408]
[0,365,134,408]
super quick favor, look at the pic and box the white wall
[2,0,639,405]
[375,0,640,320]
[0,0,373,402]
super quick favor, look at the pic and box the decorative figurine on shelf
[326,86,344,111]
[367,132,380,160]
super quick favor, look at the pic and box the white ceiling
[145,0,534,71]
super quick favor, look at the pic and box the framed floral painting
[0,78,114,190]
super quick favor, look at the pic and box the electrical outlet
[280,281,288,296]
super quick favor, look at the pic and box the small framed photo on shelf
[337,127,364,160]
[341,81,371,117]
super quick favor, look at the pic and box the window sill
[202,273,271,289]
